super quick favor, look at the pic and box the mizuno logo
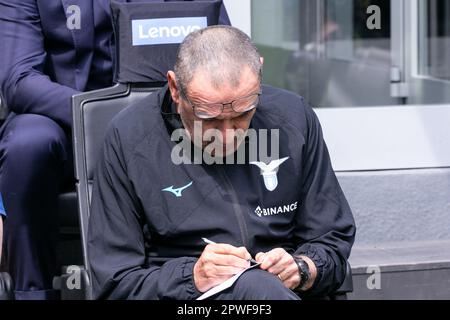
[255,202,298,217]
[162,181,193,198]
[250,157,290,191]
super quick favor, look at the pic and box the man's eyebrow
[228,109,253,120]
[185,92,216,104]
[192,92,258,105]
[188,83,261,105]
[192,97,218,105]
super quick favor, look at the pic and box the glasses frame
[179,85,262,120]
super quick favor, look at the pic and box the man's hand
[256,249,318,291]
[255,248,301,290]
[194,244,252,293]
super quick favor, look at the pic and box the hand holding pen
[202,238,258,265]
[192,237,254,293]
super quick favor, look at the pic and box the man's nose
[216,119,235,143]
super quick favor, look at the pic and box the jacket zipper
[218,166,250,249]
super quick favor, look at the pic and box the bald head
[174,25,262,93]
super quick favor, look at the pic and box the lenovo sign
[132,17,207,46]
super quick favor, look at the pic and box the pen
[201,237,216,245]
[201,238,259,264]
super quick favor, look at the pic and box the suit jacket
[0,0,229,129]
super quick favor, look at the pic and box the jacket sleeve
[0,0,79,130]
[293,104,356,297]
[88,125,201,300]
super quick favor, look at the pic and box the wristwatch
[293,256,311,290]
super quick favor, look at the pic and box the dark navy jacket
[89,85,356,300]
[0,0,229,130]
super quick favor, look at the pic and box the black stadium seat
[0,272,14,300]
[69,82,162,299]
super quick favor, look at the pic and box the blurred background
[224,0,450,299]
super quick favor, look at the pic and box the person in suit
[0,0,229,300]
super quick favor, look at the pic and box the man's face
[168,67,260,158]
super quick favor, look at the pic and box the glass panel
[252,0,394,108]
[419,0,450,81]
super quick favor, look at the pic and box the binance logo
[255,202,298,217]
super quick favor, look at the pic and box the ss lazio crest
[250,157,290,192]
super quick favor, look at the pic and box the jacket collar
[160,85,185,133]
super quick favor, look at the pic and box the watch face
[300,261,308,274]
[297,259,310,287]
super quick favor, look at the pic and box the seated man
[89,25,356,300]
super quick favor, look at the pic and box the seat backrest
[332,260,353,299]
[72,83,162,292]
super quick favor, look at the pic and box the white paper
[196,263,261,300]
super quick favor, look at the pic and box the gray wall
[337,169,450,299]
[337,168,450,247]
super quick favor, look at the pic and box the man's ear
[260,56,264,66]
[167,71,181,104]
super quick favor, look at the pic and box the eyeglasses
[179,86,262,120]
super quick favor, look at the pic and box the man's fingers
[205,252,250,269]
[209,244,252,260]
[255,252,265,263]
[282,273,301,290]
[210,265,247,277]
[265,253,301,290]
[275,260,298,281]
[260,248,284,270]
[268,254,295,275]
[237,246,253,261]
[195,251,248,293]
